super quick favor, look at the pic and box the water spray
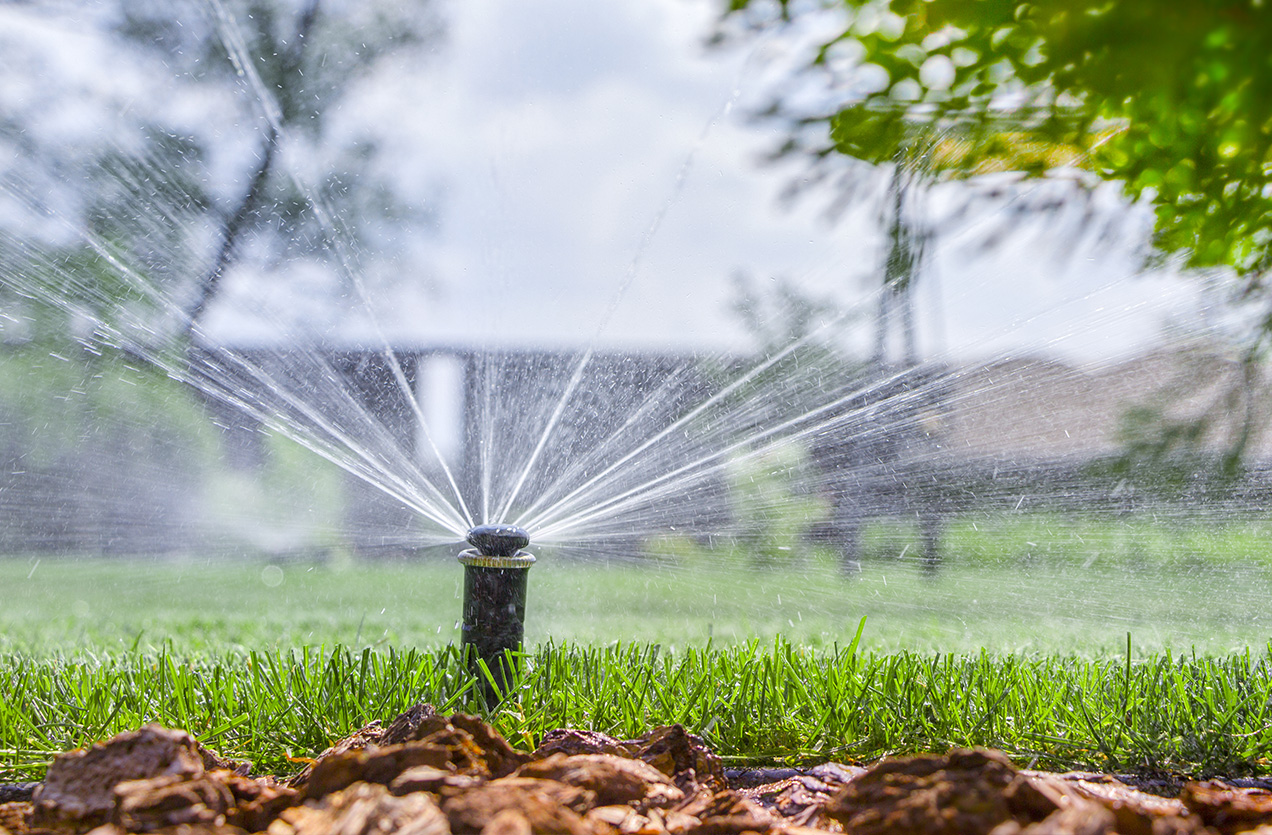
[458,524,534,701]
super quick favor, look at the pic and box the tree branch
[182,0,323,339]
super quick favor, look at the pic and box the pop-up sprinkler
[458,524,534,701]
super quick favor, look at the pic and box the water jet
[458,524,534,700]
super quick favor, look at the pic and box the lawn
[6,518,1272,782]
[6,637,1272,782]
[3,529,1272,655]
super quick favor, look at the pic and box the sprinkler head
[466,524,530,557]
[458,524,535,704]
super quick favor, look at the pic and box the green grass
[7,518,1272,782]
[870,514,1272,571]
[4,544,1272,655]
[5,637,1272,782]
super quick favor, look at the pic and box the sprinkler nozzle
[458,524,534,704]
[466,524,530,557]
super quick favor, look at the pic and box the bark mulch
[4,705,1272,835]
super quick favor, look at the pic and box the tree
[1,0,444,345]
[0,1,449,554]
[125,0,444,335]
[719,0,1272,487]
[723,0,1272,287]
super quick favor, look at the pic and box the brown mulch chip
[440,778,599,835]
[1,801,32,835]
[82,823,247,835]
[389,767,485,797]
[534,726,723,788]
[1182,780,1272,835]
[112,772,297,834]
[735,762,865,828]
[1025,771,1196,835]
[271,782,448,835]
[515,755,684,810]
[32,726,207,832]
[295,712,530,801]
[20,704,1272,835]
[301,742,454,800]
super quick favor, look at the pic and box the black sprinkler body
[459,524,534,702]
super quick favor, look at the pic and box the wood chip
[272,782,449,835]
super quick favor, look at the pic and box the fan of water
[1,0,1268,655]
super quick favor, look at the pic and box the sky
[349,0,1209,365]
[0,0,1214,367]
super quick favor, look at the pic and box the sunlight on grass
[5,536,1272,781]
[2,542,1271,655]
[5,639,1272,782]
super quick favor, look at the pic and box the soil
[5,707,1272,835]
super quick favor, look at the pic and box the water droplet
[261,565,284,587]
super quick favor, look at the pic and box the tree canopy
[0,0,443,346]
[725,0,1272,281]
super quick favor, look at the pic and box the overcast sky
[342,0,1208,365]
[1,0,1212,366]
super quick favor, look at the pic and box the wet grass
[4,536,1272,655]
[6,534,1272,781]
[4,636,1272,782]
